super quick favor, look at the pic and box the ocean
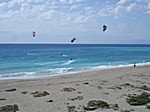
[0,44,150,79]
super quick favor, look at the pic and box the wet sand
[0,65,150,112]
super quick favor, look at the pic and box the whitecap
[0,72,36,79]
[62,54,68,57]
[27,53,37,56]
[35,61,60,66]
[46,67,73,74]
[61,60,75,66]
[91,62,150,70]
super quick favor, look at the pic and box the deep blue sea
[0,44,150,79]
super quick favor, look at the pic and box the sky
[0,0,150,44]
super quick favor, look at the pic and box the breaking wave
[61,60,75,66]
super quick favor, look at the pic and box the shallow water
[0,44,150,79]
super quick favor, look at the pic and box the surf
[61,59,75,66]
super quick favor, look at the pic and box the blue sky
[0,0,150,44]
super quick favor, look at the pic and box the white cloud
[69,4,80,11]
[20,3,31,12]
[146,10,150,14]
[126,2,137,12]
[117,0,126,5]
[0,2,6,8]
[148,3,150,9]
[8,0,17,8]
[144,1,150,15]
[114,5,126,18]
[59,0,83,4]
[0,0,87,25]
[115,2,138,15]
[0,0,149,32]
[146,2,150,13]
[84,7,95,15]
[99,5,114,17]
[39,9,57,21]
[100,1,139,18]
[50,0,58,5]
[75,15,89,24]
[105,1,110,4]
[0,10,18,19]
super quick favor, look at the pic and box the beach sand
[0,66,150,112]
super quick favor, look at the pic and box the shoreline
[0,62,150,81]
[0,65,150,112]
[1,62,150,81]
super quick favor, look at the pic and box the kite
[71,38,76,43]
[32,31,36,37]
[103,25,107,32]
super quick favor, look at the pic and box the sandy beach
[0,66,150,112]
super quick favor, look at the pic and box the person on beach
[134,62,136,67]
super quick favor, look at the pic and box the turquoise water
[0,44,150,79]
